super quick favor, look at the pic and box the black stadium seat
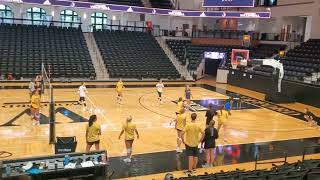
[0,23,95,79]
[93,30,180,79]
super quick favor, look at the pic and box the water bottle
[82,154,87,162]
[93,153,98,164]
[5,165,11,176]
[63,155,70,166]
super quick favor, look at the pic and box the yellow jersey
[123,122,136,140]
[217,110,229,124]
[184,122,203,147]
[176,113,187,131]
[116,81,124,92]
[86,122,101,142]
[31,95,41,109]
[176,101,184,113]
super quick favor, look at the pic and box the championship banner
[203,0,255,7]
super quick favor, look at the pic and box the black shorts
[87,140,99,146]
[185,145,198,157]
[157,91,162,97]
[79,97,85,102]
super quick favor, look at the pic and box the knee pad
[35,113,41,119]
[127,148,132,153]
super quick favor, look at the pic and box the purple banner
[203,0,255,7]
[6,0,270,19]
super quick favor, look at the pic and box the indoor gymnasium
[0,0,320,179]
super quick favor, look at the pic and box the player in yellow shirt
[171,108,187,153]
[30,90,41,125]
[181,113,204,175]
[217,107,230,131]
[86,115,101,152]
[116,78,125,104]
[176,97,184,115]
[119,116,139,163]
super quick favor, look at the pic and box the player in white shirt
[78,82,88,107]
[156,80,164,103]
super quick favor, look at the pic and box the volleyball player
[118,116,139,163]
[116,78,125,104]
[78,82,88,109]
[86,115,101,152]
[185,85,192,108]
[201,120,219,167]
[156,79,164,104]
[304,108,318,127]
[30,90,41,125]
[205,103,216,127]
[171,108,187,153]
[176,97,184,115]
[217,106,230,142]
[181,113,204,175]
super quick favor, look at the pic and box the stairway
[155,37,193,80]
[141,0,152,8]
[83,33,109,80]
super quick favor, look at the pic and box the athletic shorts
[185,145,198,157]
[79,97,85,102]
[87,140,100,146]
[157,91,162,97]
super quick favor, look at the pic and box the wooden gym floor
[0,79,319,179]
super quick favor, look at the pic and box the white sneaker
[176,148,183,153]
[123,158,131,163]
[32,121,36,126]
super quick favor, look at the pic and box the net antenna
[41,63,56,144]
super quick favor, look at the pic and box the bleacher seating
[173,159,320,180]
[166,39,285,72]
[150,0,173,9]
[250,44,286,59]
[94,30,180,79]
[0,24,95,79]
[279,39,320,81]
[76,0,144,7]
[166,39,191,65]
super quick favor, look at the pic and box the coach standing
[181,113,204,175]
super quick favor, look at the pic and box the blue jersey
[224,102,232,110]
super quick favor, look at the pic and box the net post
[49,84,56,144]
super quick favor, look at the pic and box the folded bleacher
[0,24,95,79]
[94,30,180,79]
[173,159,320,180]
[150,0,173,9]
[75,0,144,6]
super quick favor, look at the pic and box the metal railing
[255,150,288,170]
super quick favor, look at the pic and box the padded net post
[49,84,56,144]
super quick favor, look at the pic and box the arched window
[26,7,47,25]
[60,10,80,28]
[0,4,13,23]
[91,12,107,30]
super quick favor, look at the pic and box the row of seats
[174,159,320,180]
[252,39,320,82]
[194,30,260,40]
[73,0,143,7]
[0,23,95,79]
[94,30,180,79]
[166,39,284,71]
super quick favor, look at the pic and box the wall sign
[5,0,271,19]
